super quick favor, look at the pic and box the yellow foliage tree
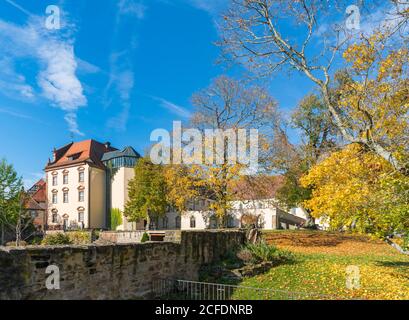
[300,144,409,238]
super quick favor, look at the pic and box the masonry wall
[0,230,245,300]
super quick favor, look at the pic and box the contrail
[4,0,33,16]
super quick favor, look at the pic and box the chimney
[52,148,57,162]
[105,142,111,149]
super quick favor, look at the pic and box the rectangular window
[79,171,84,183]
[63,174,68,184]
[78,191,85,202]
[52,193,57,204]
[52,175,57,186]
[52,214,58,223]
[78,212,84,223]
[63,191,69,203]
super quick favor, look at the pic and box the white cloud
[0,58,35,100]
[0,16,87,135]
[118,0,147,19]
[64,112,84,136]
[186,0,226,15]
[106,68,135,131]
[151,96,191,118]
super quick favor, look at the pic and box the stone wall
[0,230,244,300]
[98,230,146,243]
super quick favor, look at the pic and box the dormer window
[66,152,81,161]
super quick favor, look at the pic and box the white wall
[89,167,106,229]
[110,167,143,230]
[291,207,330,230]
[46,165,91,229]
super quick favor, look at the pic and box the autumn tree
[301,144,409,238]
[187,76,280,223]
[124,157,168,229]
[275,94,338,227]
[163,164,205,212]
[219,0,409,175]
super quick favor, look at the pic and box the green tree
[0,159,24,245]
[110,208,123,231]
[276,94,338,228]
[124,158,168,229]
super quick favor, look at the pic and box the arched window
[190,216,196,228]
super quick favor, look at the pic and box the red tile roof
[31,179,46,203]
[45,139,117,170]
[25,179,47,210]
[229,175,285,201]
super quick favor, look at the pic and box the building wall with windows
[160,199,306,231]
[46,164,107,230]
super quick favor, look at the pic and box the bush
[239,242,295,264]
[67,231,91,245]
[141,232,150,243]
[29,236,43,245]
[111,208,123,231]
[41,233,72,245]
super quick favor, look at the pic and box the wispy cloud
[0,1,87,136]
[118,0,147,19]
[151,96,191,118]
[0,107,33,120]
[185,0,226,16]
[105,0,143,132]
[0,58,35,100]
[4,0,33,16]
[106,69,135,131]
[0,107,48,125]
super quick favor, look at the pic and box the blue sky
[0,0,393,186]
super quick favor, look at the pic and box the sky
[0,0,395,187]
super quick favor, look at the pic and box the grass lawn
[231,230,409,300]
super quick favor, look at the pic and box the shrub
[41,233,72,245]
[241,242,295,264]
[111,208,123,231]
[29,236,43,245]
[67,231,91,245]
[141,232,150,243]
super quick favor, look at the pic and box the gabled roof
[101,146,141,162]
[25,179,47,210]
[29,179,47,203]
[46,140,117,170]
